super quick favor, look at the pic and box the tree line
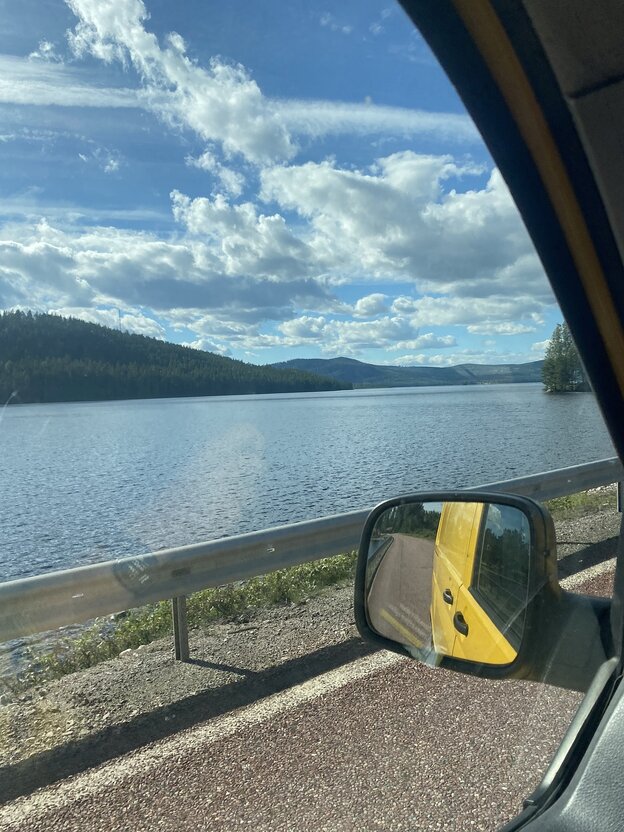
[0,311,351,404]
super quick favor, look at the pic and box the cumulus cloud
[531,339,550,354]
[353,293,388,317]
[1,0,557,363]
[393,333,457,350]
[66,0,296,164]
[0,219,335,325]
[28,40,63,63]
[275,315,457,355]
[55,0,480,183]
[183,336,231,356]
[390,295,545,330]
[0,139,555,356]
[51,306,165,337]
[170,190,317,281]
[174,152,535,305]
[186,151,245,197]
[259,155,542,300]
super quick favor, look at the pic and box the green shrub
[545,486,616,519]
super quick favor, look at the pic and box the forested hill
[271,356,544,387]
[0,312,351,404]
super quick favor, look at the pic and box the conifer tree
[542,322,587,392]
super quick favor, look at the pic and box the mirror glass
[365,500,531,666]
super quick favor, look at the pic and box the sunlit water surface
[1,384,614,582]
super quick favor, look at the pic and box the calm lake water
[0,384,615,582]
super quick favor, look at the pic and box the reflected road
[367,533,434,648]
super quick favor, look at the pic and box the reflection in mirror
[365,501,530,667]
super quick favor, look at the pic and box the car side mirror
[354,491,611,688]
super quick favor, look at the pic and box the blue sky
[0,0,560,366]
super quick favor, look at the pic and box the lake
[0,383,615,583]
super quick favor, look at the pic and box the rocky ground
[0,492,620,805]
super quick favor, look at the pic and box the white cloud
[0,54,139,108]
[531,339,550,354]
[319,13,353,34]
[393,333,457,350]
[353,293,388,317]
[28,40,63,63]
[389,295,545,329]
[183,337,231,356]
[66,0,296,164]
[186,151,245,197]
[0,141,549,351]
[170,190,319,282]
[0,195,170,226]
[260,156,540,296]
[273,99,478,143]
[76,145,123,174]
[467,322,536,335]
[57,0,480,178]
[51,306,165,338]
[279,315,328,340]
[0,218,334,324]
[275,315,457,355]
[387,349,539,367]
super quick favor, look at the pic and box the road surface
[366,533,434,649]
[0,556,615,832]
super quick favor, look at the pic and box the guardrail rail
[1,456,622,661]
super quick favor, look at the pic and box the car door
[452,503,528,664]
[431,501,483,656]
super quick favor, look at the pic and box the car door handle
[442,589,453,605]
[453,612,469,636]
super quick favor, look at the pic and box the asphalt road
[367,533,434,649]
[0,558,614,832]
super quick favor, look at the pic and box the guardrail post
[172,596,190,662]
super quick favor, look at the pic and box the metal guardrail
[0,456,622,659]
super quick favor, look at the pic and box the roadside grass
[545,485,617,520]
[11,552,357,691]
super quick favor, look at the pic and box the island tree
[542,322,588,392]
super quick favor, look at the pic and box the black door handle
[453,612,469,636]
[442,589,453,605]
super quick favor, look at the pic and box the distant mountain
[270,356,544,388]
[0,311,352,404]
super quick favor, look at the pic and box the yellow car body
[431,501,523,665]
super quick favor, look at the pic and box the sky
[0,0,560,367]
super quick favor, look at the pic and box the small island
[542,323,589,392]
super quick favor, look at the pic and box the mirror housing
[354,491,611,689]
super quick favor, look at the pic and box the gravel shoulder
[0,498,620,805]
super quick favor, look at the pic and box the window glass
[471,504,531,647]
[0,1,618,830]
